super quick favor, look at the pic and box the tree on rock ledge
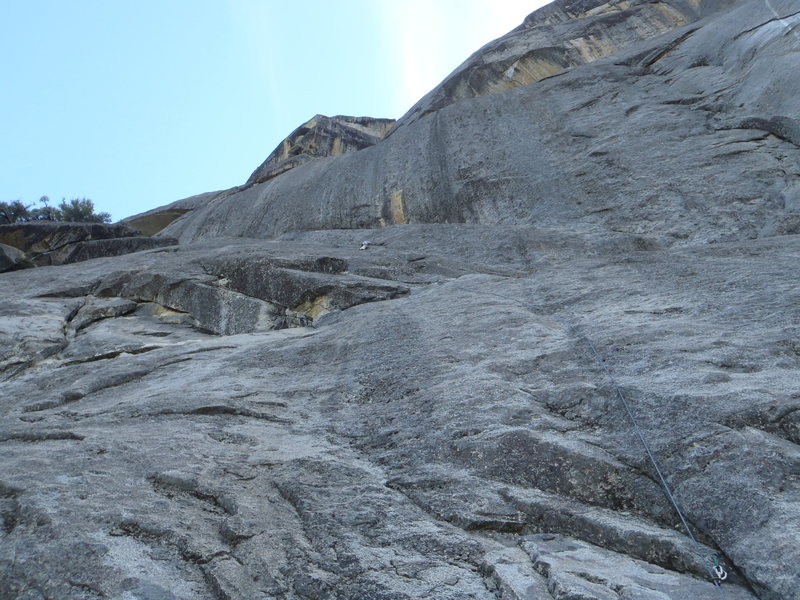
[0,200,31,224]
[0,196,111,224]
[55,197,111,223]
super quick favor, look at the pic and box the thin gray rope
[451,281,728,597]
[573,326,728,599]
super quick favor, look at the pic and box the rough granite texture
[0,222,177,268]
[2,0,800,599]
[0,222,141,254]
[0,243,29,273]
[247,115,396,186]
[388,0,745,134]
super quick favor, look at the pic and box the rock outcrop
[121,200,200,238]
[247,114,396,186]
[0,243,29,273]
[2,1,800,599]
[123,115,396,237]
[389,0,744,134]
[0,222,177,267]
[0,222,141,254]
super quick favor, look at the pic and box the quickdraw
[712,554,728,583]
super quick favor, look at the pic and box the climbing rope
[571,325,729,599]
[452,281,730,597]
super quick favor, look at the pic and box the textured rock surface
[32,236,179,267]
[247,114,396,185]
[0,222,140,254]
[1,226,795,599]
[122,190,239,237]
[0,243,29,273]
[390,0,743,134]
[0,222,177,267]
[2,0,800,599]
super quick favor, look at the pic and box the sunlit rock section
[0,224,784,599]
[389,0,740,133]
[246,114,396,185]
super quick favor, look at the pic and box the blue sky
[1,1,546,221]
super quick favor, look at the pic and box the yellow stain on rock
[293,295,331,321]
[125,209,190,237]
[501,58,566,89]
[568,35,619,63]
[331,136,344,156]
[653,2,690,25]
[390,191,407,225]
[0,230,28,252]
[153,304,185,317]
[276,139,293,161]
[584,1,631,18]
[151,304,193,325]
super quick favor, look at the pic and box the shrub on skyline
[0,196,111,224]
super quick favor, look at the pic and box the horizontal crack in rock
[0,430,84,443]
[152,405,292,424]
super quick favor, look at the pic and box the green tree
[55,198,111,223]
[2,196,112,224]
[0,200,31,224]
[29,196,58,221]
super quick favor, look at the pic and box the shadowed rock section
[0,243,29,272]
[0,222,142,254]
[122,190,228,237]
[0,222,177,271]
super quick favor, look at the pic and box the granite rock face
[159,0,799,248]
[2,0,800,599]
[124,115,396,236]
[247,114,396,186]
[390,0,744,134]
[0,243,29,273]
[0,222,177,267]
[1,226,793,600]
[0,222,141,254]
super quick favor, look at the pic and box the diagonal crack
[734,7,800,39]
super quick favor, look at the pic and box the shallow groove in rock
[63,345,160,366]
[0,430,84,443]
[151,405,292,424]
